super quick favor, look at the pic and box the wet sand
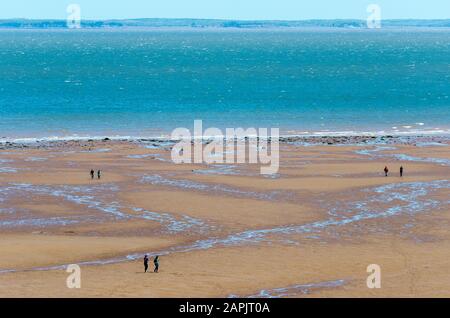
[0,136,449,297]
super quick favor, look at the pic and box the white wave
[1,127,450,146]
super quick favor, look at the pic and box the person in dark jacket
[400,166,404,177]
[384,166,389,177]
[144,255,149,273]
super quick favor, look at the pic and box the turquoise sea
[1,29,449,140]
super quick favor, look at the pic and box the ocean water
[1,28,450,140]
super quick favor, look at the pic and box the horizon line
[3,17,450,21]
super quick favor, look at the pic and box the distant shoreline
[3,27,450,33]
[2,18,450,29]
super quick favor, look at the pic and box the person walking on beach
[144,255,149,273]
[97,170,101,180]
[90,169,95,179]
[153,255,159,273]
[400,166,404,177]
[384,166,389,177]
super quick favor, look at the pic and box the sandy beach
[0,136,449,297]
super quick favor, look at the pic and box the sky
[1,0,450,20]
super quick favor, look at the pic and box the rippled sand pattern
[0,139,449,297]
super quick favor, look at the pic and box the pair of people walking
[383,166,403,177]
[90,169,101,180]
[144,255,159,273]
